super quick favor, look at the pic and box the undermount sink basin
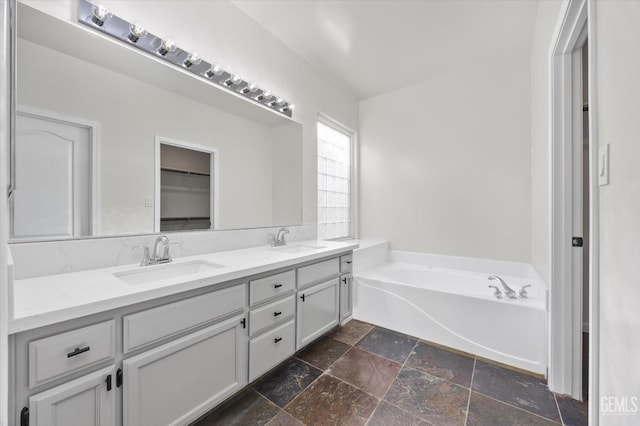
[113,260,225,285]
[269,244,326,254]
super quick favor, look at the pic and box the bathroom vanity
[8,241,356,426]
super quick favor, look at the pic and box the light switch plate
[598,143,610,186]
[145,196,153,207]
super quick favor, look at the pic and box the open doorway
[154,136,218,232]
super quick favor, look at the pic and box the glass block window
[317,120,352,240]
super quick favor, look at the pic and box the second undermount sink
[113,260,225,285]
[269,244,326,254]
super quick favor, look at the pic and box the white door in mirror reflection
[12,113,93,239]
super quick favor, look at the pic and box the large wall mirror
[10,3,303,242]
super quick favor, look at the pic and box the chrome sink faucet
[488,275,517,299]
[133,235,173,266]
[153,235,172,264]
[270,227,290,247]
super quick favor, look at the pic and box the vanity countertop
[10,240,358,334]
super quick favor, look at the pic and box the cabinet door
[339,274,353,322]
[29,366,116,426]
[296,279,339,349]
[123,315,247,426]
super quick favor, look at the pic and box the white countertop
[10,240,358,334]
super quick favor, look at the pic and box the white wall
[594,1,640,423]
[359,52,532,262]
[530,0,567,283]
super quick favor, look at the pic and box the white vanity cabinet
[248,271,296,381]
[12,250,355,426]
[27,365,116,426]
[339,254,353,322]
[339,273,353,322]
[296,257,341,349]
[296,279,340,349]
[123,315,247,426]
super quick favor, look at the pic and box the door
[123,315,247,426]
[339,273,352,322]
[570,42,588,400]
[297,279,339,349]
[12,112,92,239]
[28,366,116,426]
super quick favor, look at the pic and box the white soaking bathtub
[353,251,548,374]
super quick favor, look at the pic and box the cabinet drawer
[29,320,115,388]
[297,258,340,288]
[249,295,295,336]
[249,270,295,306]
[249,320,295,381]
[123,284,245,353]
[340,254,353,273]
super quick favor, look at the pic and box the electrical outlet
[145,196,153,207]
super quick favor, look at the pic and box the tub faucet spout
[488,275,517,299]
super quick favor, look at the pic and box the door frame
[14,106,101,238]
[154,135,219,232]
[548,0,599,422]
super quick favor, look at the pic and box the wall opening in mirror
[157,139,218,232]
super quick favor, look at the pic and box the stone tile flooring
[192,320,588,426]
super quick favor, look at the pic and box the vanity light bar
[78,0,294,117]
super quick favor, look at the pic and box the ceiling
[231,0,540,100]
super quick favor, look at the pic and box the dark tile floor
[192,320,588,426]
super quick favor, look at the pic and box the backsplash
[9,225,316,280]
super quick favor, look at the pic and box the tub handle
[519,285,532,299]
[488,285,502,299]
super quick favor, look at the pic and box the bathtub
[353,250,548,375]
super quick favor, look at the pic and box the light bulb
[205,64,224,78]
[282,103,295,112]
[212,64,224,75]
[275,97,285,105]
[127,22,147,43]
[223,74,241,86]
[91,4,110,27]
[183,52,201,68]
[240,82,257,94]
[157,38,177,56]
[254,89,272,101]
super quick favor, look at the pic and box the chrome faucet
[134,236,172,266]
[488,275,517,299]
[519,284,532,299]
[152,235,172,264]
[271,227,290,247]
[488,285,503,299]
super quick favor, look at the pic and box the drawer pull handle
[274,337,283,343]
[344,261,352,264]
[342,277,347,284]
[274,283,283,289]
[274,311,282,317]
[67,346,91,358]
